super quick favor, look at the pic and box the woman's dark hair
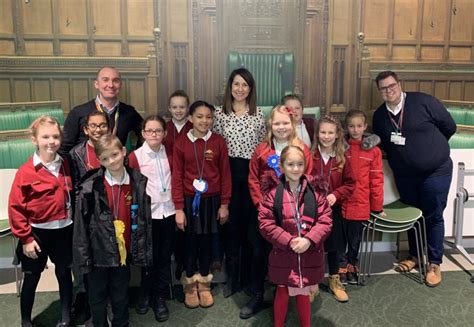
[189,100,215,116]
[142,115,167,131]
[375,71,399,88]
[222,68,257,115]
[168,89,190,107]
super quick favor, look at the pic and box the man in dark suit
[60,66,143,155]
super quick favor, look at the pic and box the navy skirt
[184,195,220,235]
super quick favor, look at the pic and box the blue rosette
[267,154,281,177]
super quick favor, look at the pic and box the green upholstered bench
[449,133,474,149]
[0,101,64,132]
[444,100,474,134]
[0,138,35,169]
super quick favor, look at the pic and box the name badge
[193,178,208,193]
[390,132,406,146]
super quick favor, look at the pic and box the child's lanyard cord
[193,138,207,181]
[285,184,302,237]
[320,155,334,196]
[109,171,126,220]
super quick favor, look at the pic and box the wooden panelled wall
[1,0,473,115]
[0,0,159,114]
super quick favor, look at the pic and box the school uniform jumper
[171,130,231,277]
[311,148,355,274]
[9,154,74,324]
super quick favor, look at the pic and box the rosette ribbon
[267,154,281,177]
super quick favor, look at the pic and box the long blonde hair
[264,105,303,148]
[313,115,346,167]
[30,115,62,137]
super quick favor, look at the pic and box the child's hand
[217,205,229,225]
[326,194,336,206]
[23,240,41,259]
[379,211,387,217]
[290,237,311,254]
[176,210,187,231]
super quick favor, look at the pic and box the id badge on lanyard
[390,132,406,146]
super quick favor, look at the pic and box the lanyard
[320,154,334,196]
[95,101,119,135]
[192,137,208,180]
[154,145,167,192]
[285,184,302,237]
[386,94,405,133]
[42,161,72,209]
[109,170,126,220]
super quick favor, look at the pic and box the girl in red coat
[9,116,74,327]
[259,145,332,327]
[172,100,232,309]
[247,105,313,316]
[311,115,355,303]
[341,110,384,284]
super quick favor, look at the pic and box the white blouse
[213,106,266,159]
[133,142,175,219]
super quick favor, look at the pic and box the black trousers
[223,157,255,289]
[184,233,212,278]
[339,219,365,266]
[326,205,343,275]
[140,216,175,300]
[87,265,130,327]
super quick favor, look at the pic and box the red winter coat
[342,137,384,220]
[248,141,313,206]
[258,175,332,288]
[310,148,355,205]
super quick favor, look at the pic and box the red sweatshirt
[248,142,313,206]
[8,157,73,244]
[311,148,355,205]
[163,120,193,155]
[171,131,231,210]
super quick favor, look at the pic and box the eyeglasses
[87,123,109,130]
[378,82,399,93]
[143,129,164,136]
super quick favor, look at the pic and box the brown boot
[181,273,199,308]
[328,274,349,302]
[196,273,214,308]
[425,263,442,287]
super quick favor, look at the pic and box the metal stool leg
[413,225,424,284]
[358,224,368,285]
[11,235,22,297]
[368,220,377,277]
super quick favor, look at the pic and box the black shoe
[135,293,150,315]
[153,298,170,322]
[72,291,87,316]
[347,264,359,285]
[239,293,264,319]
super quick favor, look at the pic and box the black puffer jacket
[73,166,153,274]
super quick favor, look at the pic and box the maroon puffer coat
[258,175,332,288]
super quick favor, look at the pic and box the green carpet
[1,271,473,326]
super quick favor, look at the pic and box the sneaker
[347,264,359,285]
[338,267,348,285]
[153,298,170,322]
[328,275,349,302]
[425,263,442,287]
[239,293,264,319]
